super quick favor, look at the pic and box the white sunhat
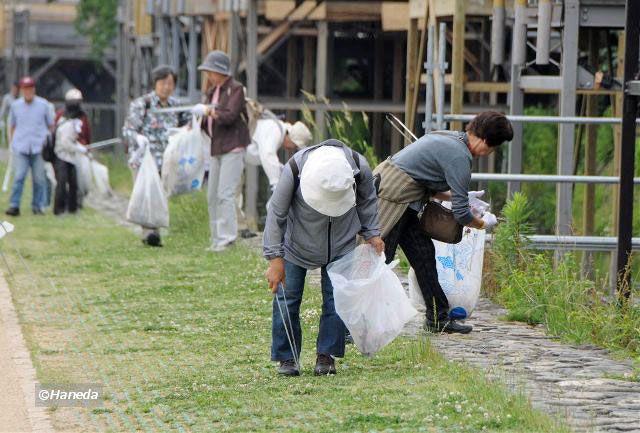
[300,146,356,217]
[285,121,313,149]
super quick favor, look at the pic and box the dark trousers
[53,159,78,215]
[384,208,449,322]
[271,260,346,361]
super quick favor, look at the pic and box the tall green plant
[300,90,379,167]
[75,0,118,58]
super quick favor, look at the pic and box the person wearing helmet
[122,65,190,247]
[5,76,54,216]
[52,89,90,214]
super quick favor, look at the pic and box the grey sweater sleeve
[263,161,295,260]
[443,156,474,225]
[355,155,381,239]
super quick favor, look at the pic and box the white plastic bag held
[328,245,418,357]
[126,146,169,228]
[161,117,206,196]
[433,227,486,319]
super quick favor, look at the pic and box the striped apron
[373,158,430,238]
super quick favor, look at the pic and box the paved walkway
[0,273,55,433]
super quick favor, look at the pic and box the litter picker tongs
[385,113,418,143]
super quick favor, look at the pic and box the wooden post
[244,0,259,231]
[315,21,329,139]
[450,0,466,131]
[302,37,314,93]
[391,34,404,155]
[286,37,298,120]
[404,17,418,141]
[372,34,385,156]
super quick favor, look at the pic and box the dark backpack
[41,133,56,163]
[288,144,362,192]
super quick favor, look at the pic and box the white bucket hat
[300,146,356,217]
[284,121,313,149]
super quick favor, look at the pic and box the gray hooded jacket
[263,139,381,269]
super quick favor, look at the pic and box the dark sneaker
[32,208,45,215]
[277,359,300,376]
[142,232,162,247]
[314,353,336,376]
[425,319,473,334]
[5,207,19,216]
[239,229,257,239]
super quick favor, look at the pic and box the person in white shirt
[245,119,313,193]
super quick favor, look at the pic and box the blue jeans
[9,152,46,211]
[271,260,346,361]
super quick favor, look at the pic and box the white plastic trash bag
[432,227,486,319]
[328,244,419,357]
[88,160,112,197]
[75,153,91,198]
[126,146,169,228]
[407,267,426,312]
[162,117,206,196]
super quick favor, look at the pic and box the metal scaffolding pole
[508,0,527,196]
[315,21,329,139]
[423,25,435,133]
[436,23,447,130]
[187,17,198,101]
[556,0,580,236]
[490,0,505,66]
[616,0,640,300]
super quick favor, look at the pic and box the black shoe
[314,353,336,376]
[277,359,300,376]
[240,229,257,239]
[142,232,162,247]
[32,208,45,215]
[5,207,19,216]
[425,318,473,334]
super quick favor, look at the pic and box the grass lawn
[0,168,571,433]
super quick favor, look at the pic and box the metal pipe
[471,173,640,185]
[511,0,528,65]
[87,138,122,150]
[187,17,198,101]
[486,235,640,252]
[436,23,447,129]
[433,113,639,125]
[535,0,552,65]
[423,25,435,133]
[490,0,505,66]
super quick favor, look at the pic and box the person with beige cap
[263,139,383,376]
[245,118,313,193]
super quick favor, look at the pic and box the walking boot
[425,318,472,334]
[314,353,336,376]
[277,359,300,376]
[5,207,19,216]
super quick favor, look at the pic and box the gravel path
[399,274,640,433]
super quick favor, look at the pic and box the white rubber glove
[191,103,208,117]
[481,212,498,230]
[75,143,88,154]
[468,190,485,199]
[136,134,150,150]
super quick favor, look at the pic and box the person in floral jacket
[122,64,190,246]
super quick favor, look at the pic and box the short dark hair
[466,111,513,147]
[151,65,177,86]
